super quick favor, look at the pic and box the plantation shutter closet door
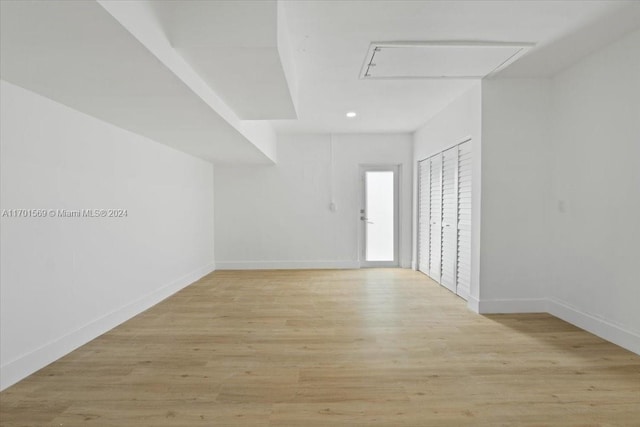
[416,138,472,300]
[418,159,431,274]
[456,140,472,299]
[440,146,458,293]
[428,153,443,282]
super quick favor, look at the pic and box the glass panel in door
[365,171,395,262]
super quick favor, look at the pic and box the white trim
[417,136,472,164]
[477,298,548,314]
[359,164,401,268]
[215,261,360,270]
[547,297,640,356]
[0,263,215,391]
[466,295,480,313]
[470,296,639,355]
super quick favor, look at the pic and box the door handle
[360,216,374,224]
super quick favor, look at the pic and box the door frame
[359,164,400,268]
[416,158,430,275]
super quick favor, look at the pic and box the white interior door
[440,146,458,293]
[360,166,399,267]
[417,159,430,274]
[456,140,473,299]
[428,154,442,281]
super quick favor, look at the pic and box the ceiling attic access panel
[360,42,533,79]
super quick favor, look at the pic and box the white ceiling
[272,0,640,134]
[1,0,639,163]
[149,0,298,120]
[0,0,277,164]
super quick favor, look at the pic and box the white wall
[412,83,482,303]
[413,83,482,162]
[476,30,640,353]
[214,133,413,269]
[0,80,215,390]
[479,78,552,310]
[548,29,640,351]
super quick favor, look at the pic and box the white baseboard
[215,260,361,270]
[547,297,640,355]
[471,296,639,355]
[0,263,215,391]
[4,268,636,391]
[477,297,548,314]
[467,295,480,313]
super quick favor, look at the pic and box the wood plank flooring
[1,269,639,426]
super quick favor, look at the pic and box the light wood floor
[1,269,639,426]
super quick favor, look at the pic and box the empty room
[1,0,639,425]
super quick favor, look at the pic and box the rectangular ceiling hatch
[360,41,533,79]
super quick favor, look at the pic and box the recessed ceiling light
[346,111,357,118]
